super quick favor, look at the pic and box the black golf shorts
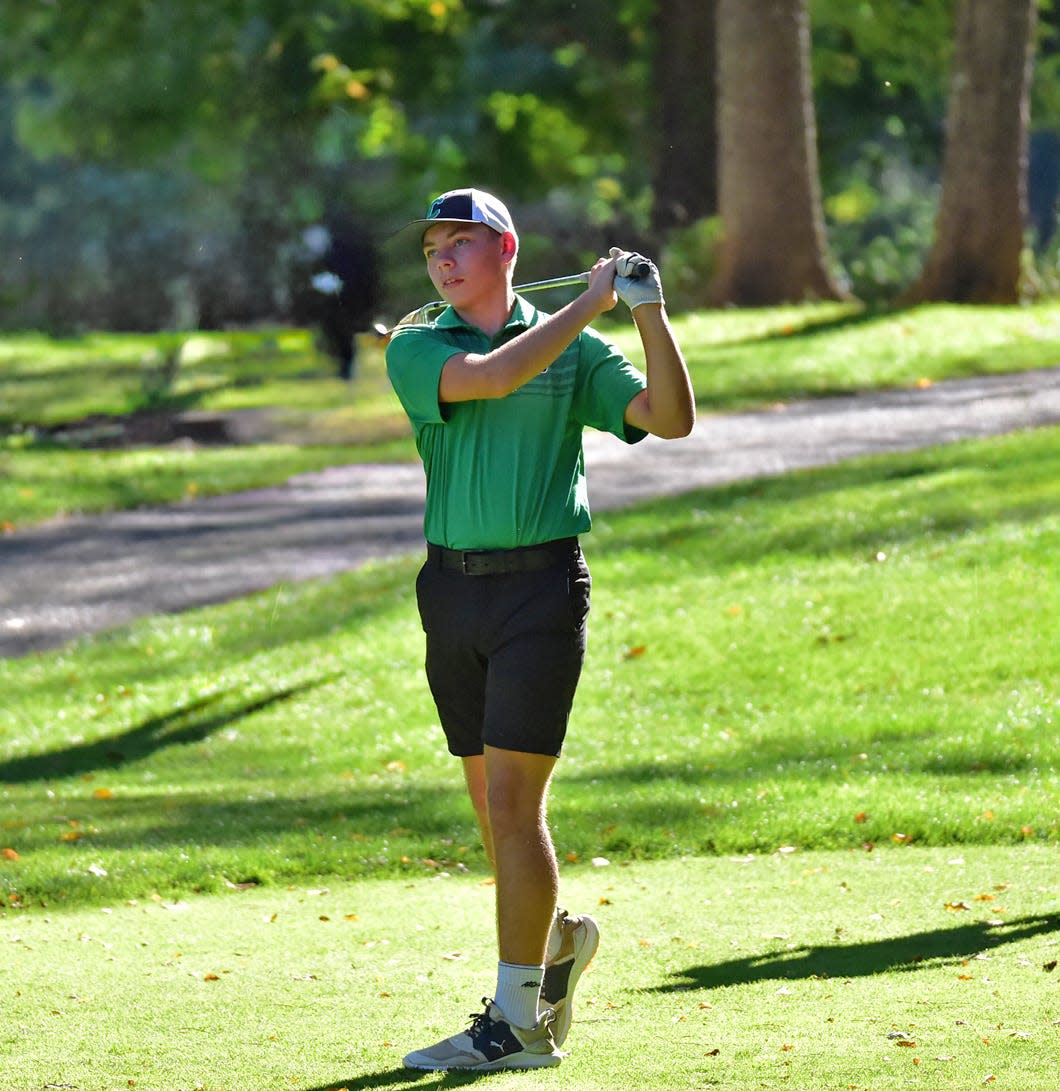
[415,541,591,757]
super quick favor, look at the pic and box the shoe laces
[467,998,498,1035]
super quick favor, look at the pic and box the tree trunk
[906,0,1037,304]
[709,0,849,305]
[651,0,717,235]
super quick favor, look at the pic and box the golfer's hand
[584,255,619,316]
[609,247,664,310]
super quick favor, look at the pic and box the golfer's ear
[500,231,517,264]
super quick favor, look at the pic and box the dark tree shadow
[652,913,1060,993]
[0,678,332,783]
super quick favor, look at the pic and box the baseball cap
[398,188,516,247]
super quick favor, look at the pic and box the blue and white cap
[399,188,516,246]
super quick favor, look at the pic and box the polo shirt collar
[433,295,539,334]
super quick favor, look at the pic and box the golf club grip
[630,260,652,279]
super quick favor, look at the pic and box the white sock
[494,960,544,1029]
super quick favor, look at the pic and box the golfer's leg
[485,744,559,966]
[461,754,495,870]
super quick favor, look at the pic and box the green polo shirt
[386,297,647,550]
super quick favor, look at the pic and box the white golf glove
[609,247,664,310]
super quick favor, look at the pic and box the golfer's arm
[438,293,604,403]
[623,304,696,439]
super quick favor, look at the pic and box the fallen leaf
[1,847,20,860]
[974,893,995,902]
[854,811,869,824]
[385,760,406,773]
[1021,825,1034,837]
[623,645,647,659]
[705,1048,720,1056]
[1043,960,1057,972]
[896,1039,917,1048]
[93,787,113,800]
[892,832,913,844]
[982,1076,996,1085]
[598,896,612,906]
[204,973,220,981]
[565,852,579,863]
[945,901,973,911]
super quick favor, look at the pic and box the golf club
[375,260,651,342]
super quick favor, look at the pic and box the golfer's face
[422,222,506,306]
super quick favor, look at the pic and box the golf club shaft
[408,271,590,326]
[386,261,651,335]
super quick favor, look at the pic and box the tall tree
[906,0,1038,303]
[651,0,717,235]
[710,0,849,305]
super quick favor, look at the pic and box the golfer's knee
[486,783,545,838]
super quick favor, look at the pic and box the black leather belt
[427,538,578,576]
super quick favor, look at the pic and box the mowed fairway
[2,850,1058,1090]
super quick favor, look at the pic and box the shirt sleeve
[385,327,463,426]
[573,326,649,444]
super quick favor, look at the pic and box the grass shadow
[303,1067,510,1089]
[0,677,333,783]
[653,913,1060,992]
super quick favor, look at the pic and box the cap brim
[384,216,505,252]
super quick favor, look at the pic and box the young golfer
[386,188,694,1070]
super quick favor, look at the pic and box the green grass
[0,328,402,427]
[2,393,1058,1087]
[0,439,413,527]
[2,427,1056,913]
[611,300,1060,409]
[3,850,1058,1090]
[4,301,1060,527]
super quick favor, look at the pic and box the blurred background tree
[709,0,850,305]
[906,0,1039,303]
[0,0,1057,334]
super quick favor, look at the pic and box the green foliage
[824,144,939,301]
[1,0,1058,327]
[659,217,723,312]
